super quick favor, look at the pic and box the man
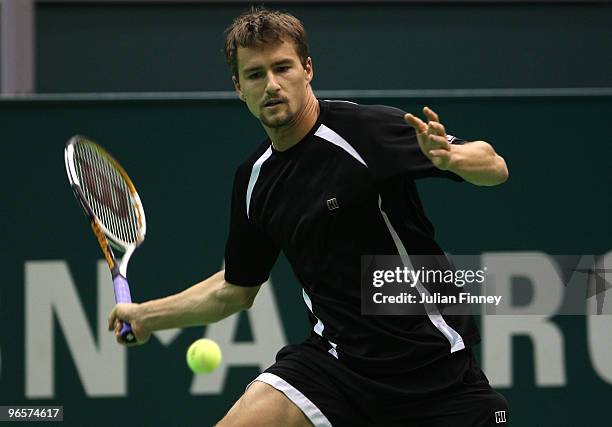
[108,7,509,427]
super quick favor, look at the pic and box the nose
[264,70,281,95]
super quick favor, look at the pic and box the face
[233,40,313,129]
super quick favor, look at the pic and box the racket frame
[64,136,146,342]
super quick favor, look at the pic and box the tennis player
[108,7,509,427]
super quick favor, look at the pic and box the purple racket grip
[112,274,136,343]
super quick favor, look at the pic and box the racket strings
[85,144,137,244]
[73,142,140,245]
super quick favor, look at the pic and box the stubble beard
[260,104,294,128]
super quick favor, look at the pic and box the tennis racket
[64,135,146,343]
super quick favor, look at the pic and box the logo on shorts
[495,410,507,424]
[327,198,340,210]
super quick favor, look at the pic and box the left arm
[404,107,509,186]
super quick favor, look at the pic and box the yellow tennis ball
[186,339,222,374]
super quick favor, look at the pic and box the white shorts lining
[247,372,333,427]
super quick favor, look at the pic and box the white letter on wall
[482,252,566,387]
[25,261,126,397]
[587,251,612,384]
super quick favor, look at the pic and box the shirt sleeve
[358,104,465,183]
[224,166,280,287]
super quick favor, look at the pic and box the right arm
[107,270,260,345]
[110,161,279,345]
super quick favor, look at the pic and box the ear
[304,57,314,84]
[232,76,245,102]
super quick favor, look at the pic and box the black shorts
[249,340,509,427]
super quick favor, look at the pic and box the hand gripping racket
[64,135,146,343]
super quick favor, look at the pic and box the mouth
[263,98,285,108]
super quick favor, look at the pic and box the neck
[265,89,319,152]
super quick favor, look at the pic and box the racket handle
[112,274,136,343]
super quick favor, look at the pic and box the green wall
[35,2,612,92]
[1,95,611,425]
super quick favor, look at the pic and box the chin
[261,113,293,129]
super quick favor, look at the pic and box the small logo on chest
[326,198,340,210]
[494,411,507,424]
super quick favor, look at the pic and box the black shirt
[225,100,480,375]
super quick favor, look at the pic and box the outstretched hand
[404,106,452,171]
[107,303,151,346]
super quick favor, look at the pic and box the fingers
[429,149,450,158]
[407,107,450,156]
[427,121,447,137]
[406,108,446,136]
[108,303,148,346]
[107,304,126,331]
[115,325,133,345]
[108,304,131,341]
[109,307,123,341]
[429,134,451,151]
[428,149,451,171]
[404,113,427,134]
[423,106,440,123]
[108,307,117,331]
[113,320,137,345]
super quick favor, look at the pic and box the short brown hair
[224,7,309,79]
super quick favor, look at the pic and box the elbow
[471,141,508,186]
[496,155,509,184]
[473,154,508,187]
[225,280,260,311]
[241,293,257,310]
[485,142,508,185]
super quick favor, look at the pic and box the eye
[247,72,261,80]
[277,66,290,73]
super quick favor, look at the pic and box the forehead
[237,40,301,72]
